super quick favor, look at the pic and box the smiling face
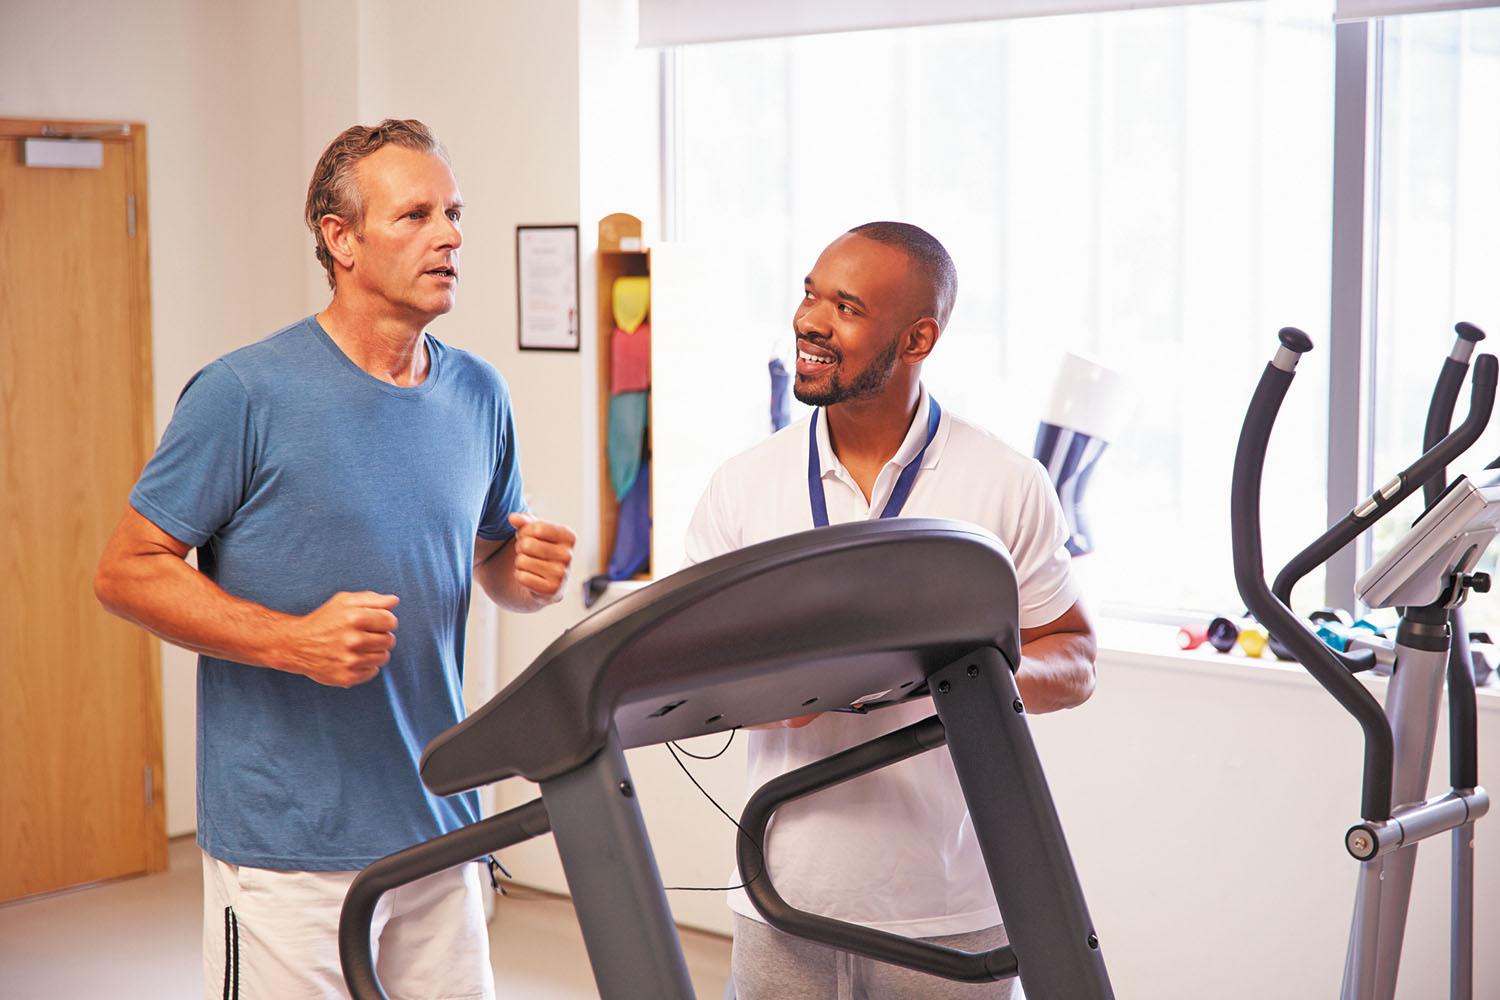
[792,234,923,407]
[341,145,464,323]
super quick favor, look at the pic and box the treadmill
[339,517,1114,999]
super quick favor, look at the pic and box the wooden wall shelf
[596,213,651,578]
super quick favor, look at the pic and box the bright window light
[1367,9,1500,630]
[670,0,1335,619]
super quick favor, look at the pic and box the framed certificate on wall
[516,224,580,351]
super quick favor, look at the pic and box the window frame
[1326,18,1380,610]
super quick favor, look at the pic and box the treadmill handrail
[737,714,1021,984]
[339,798,552,1000]
[1232,329,1395,820]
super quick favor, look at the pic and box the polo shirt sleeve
[1010,459,1080,629]
[478,391,528,541]
[683,467,739,567]
[128,361,254,548]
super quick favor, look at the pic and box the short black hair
[847,221,957,329]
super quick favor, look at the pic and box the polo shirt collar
[814,384,947,482]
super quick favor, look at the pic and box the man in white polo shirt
[684,221,1097,999]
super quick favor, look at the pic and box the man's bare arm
[1016,599,1098,713]
[94,506,398,688]
[473,513,576,612]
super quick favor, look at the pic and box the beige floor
[0,836,731,999]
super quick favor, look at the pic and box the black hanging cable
[669,728,737,760]
[660,731,766,892]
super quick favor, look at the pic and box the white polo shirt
[684,386,1079,938]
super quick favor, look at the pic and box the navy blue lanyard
[807,397,942,528]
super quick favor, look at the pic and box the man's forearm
[1015,631,1097,713]
[96,550,295,668]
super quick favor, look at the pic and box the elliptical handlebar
[1234,321,1494,1000]
[1232,328,1397,821]
[1268,349,1497,619]
[1423,323,1487,492]
[1422,322,1488,796]
[1231,328,1497,820]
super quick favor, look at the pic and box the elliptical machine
[1232,324,1496,999]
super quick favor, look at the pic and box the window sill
[1095,616,1500,712]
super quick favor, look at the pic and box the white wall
[1033,641,1500,999]
[1,0,594,836]
[487,0,689,907]
[1,0,311,836]
[344,0,588,711]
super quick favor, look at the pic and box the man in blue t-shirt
[94,119,574,1000]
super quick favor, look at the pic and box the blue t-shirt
[130,316,526,870]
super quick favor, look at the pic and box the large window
[1368,8,1500,624]
[671,0,1336,618]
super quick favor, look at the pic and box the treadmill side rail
[340,799,553,1000]
[933,647,1114,1000]
[738,646,1113,1000]
[738,713,1021,985]
[541,732,696,1000]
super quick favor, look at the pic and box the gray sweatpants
[731,915,1025,1000]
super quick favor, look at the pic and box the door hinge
[144,765,154,806]
[126,195,136,238]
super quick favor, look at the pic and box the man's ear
[903,317,941,365]
[319,214,359,273]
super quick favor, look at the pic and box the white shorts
[201,851,495,1000]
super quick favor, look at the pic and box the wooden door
[0,118,163,900]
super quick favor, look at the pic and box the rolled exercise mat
[1032,353,1130,557]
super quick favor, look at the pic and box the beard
[793,334,902,407]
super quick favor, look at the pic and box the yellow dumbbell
[1236,623,1270,658]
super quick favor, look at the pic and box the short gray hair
[304,119,450,289]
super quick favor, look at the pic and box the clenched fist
[275,591,400,687]
[508,512,576,602]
